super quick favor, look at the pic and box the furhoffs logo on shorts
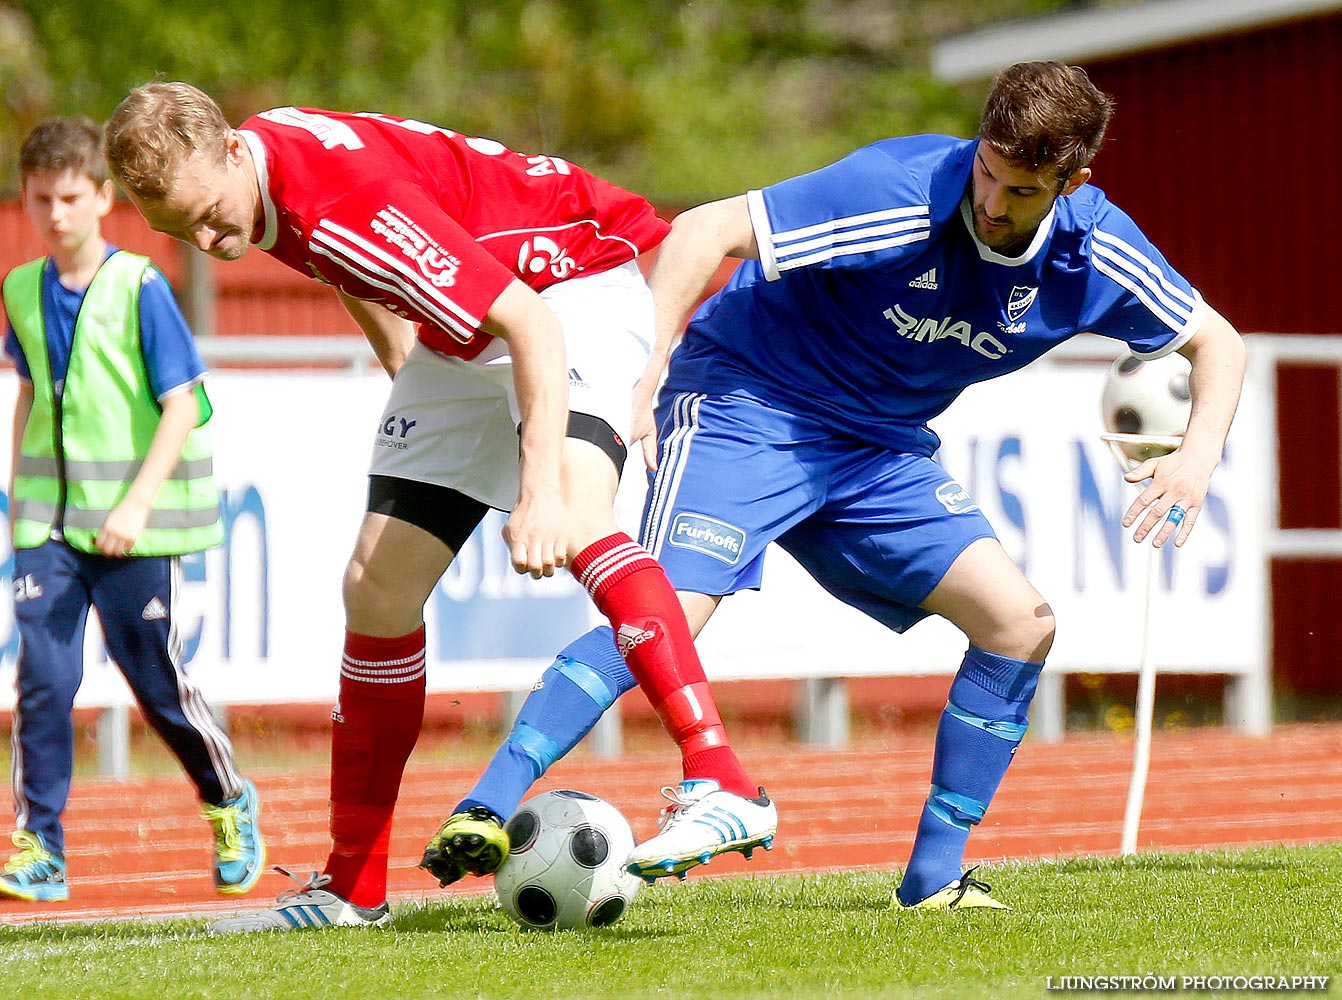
[935,481,981,514]
[668,513,746,565]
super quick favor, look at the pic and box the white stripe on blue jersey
[1091,228,1198,332]
[777,215,931,262]
[772,204,932,244]
[749,189,931,280]
[1091,232,1194,333]
[778,225,931,273]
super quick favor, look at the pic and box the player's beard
[208,232,249,261]
[975,208,1033,256]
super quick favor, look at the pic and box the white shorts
[368,260,654,511]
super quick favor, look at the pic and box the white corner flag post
[1100,432,1182,857]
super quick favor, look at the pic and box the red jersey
[238,107,670,358]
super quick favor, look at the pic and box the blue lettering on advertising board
[432,511,591,661]
[0,485,270,669]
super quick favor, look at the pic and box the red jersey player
[104,84,777,933]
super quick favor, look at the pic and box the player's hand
[631,379,659,472]
[96,499,151,558]
[1121,446,1217,548]
[503,490,569,578]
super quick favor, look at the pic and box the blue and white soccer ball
[494,789,642,930]
[1101,352,1193,462]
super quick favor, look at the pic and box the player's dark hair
[104,82,231,200]
[978,61,1114,185]
[19,116,108,185]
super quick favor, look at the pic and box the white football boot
[209,869,391,933]
[625,778,777,882]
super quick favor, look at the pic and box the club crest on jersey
[1006,285,1038,322]
[935,481,980,514]
[517,235,580,280]
[668,513,745,565]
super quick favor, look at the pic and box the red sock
[322,627,427,907]
[571,534,756,798]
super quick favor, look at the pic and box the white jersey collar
[239,129,278,251]
[959,196,1055,267]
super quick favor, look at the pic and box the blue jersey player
[420,62,1246,904]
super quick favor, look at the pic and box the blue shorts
[640,390,998,633]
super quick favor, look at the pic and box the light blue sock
[455,626,634,819]
[897,646,1043,906]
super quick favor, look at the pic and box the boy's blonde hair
[19,116,108,186]
[104,82,232,200]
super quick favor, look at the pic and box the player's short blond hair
[104,82,232,200]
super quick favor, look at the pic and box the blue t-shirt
[664,135,1203,456]
[4,246,207,399]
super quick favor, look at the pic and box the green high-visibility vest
[3,251,223,555]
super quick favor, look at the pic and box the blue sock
[455,626,635,819]
[896,646,1043,906]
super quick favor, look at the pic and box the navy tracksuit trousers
[10,539,242,855]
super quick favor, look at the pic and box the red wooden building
[935,0,1342,697]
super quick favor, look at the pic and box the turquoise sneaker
[203,779,266,895]
[0,830,68,902]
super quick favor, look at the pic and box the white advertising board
[690,362,1266,680]
[0,355,1267,709]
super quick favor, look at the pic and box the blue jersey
[664,135,1203,456]
[4,246,206,399]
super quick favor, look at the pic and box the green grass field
[5,846,1339,1000]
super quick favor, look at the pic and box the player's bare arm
[96,387,201,557]
[1122,304,1246,548]
[481,279,569,578]
[636,195,760,470]
[336,290,416,378]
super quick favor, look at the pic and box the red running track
[3,723,1339,925]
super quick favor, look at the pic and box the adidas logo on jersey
[616,623,656,657]
[908,267,938,290]
[141,597,168,621]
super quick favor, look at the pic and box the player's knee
[341,556,402,624]
[1022,600,1056,662]
[986,598,1055,663]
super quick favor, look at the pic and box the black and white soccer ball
[1100,352,1192,462]
[494,789,642,931]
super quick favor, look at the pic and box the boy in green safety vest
[0,117,264,902]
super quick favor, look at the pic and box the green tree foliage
[2,0,1082,202]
